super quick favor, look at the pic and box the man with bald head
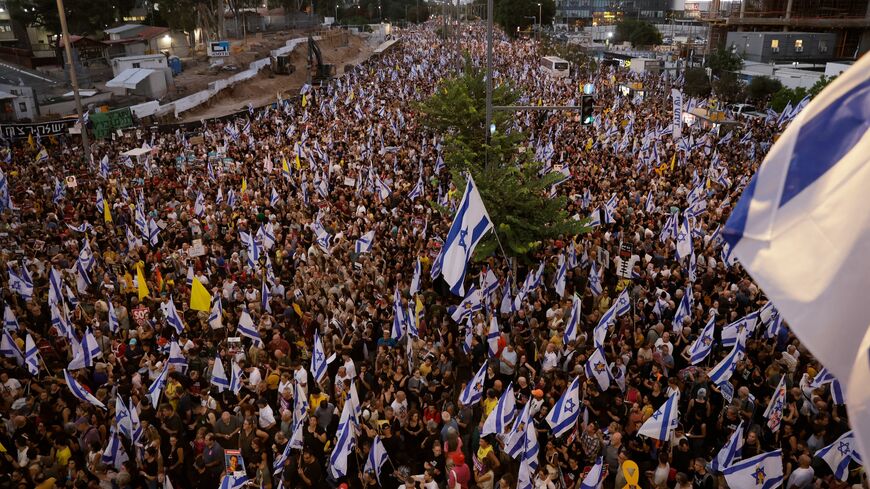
[786,454,814,488]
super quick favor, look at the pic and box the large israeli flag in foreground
[722,54,870,456]
[433,175,493,296]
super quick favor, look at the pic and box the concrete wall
[41,92,113,116]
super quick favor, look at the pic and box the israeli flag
[817,431,862,481]
[391,287,407,341]
[410,257,421,296]
[194,192,205,217]
[364,435,391,485]
[637,394,679,441]
[0,329,23,367]
[147,362,169,408]
[459,360,488,407]
[645,190,655,213]
[711,421,744,473]
[408,176,424,201]
[688,251,697,282]
[672,288,691,331]
[311,330,329,385]
[328,405,355,478]
[588,260,603,296]
[432,175,493,296]
[580,457,605,489]
[675,214,693,262]
[506,402,531,459]
[375,174,391,200]
[219,475,250,489]
[689,315,716,365]
[719,57,870,456]
[83,327,102,365]
[237,306,261,345]
[3,304,18,331]
[270,187,280,208]
[563,294,581,345]
[723,450,783,489]
[708,330,746,387]
[147,218,160,246]
[480,268,499,299]
[211,354,229,393]
[163,297,185,335]
[167,340,187,373]
[355,230,375,254]
[721,313,757,347]
[487,316,500,357]
[499,276,515,315]
[516,420,540,489]
[450,284,482,323]
[101,429,128,469]
[463,318,473,354]
[553,254,567,298]
[585,347,611,391]
[613,288,631,317]
[208,296,224,330]
[273,433,295,474]
[229,360,242,395]
[63,369,106,410]
[546,376,581,438]
[24,334,39,375]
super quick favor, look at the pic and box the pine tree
[420,57,587,260]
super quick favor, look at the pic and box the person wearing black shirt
[692,458,715,489]
[298,449,325,488]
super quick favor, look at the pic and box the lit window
[794,39,803,52]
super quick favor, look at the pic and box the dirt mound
[176,32,371,122]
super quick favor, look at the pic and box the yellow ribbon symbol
[622,460,640,489]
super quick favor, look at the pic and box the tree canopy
[8,0,135,37]
[614,20,662,47]
[420,57,586,259]
[705,48,743,76]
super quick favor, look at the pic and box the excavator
[308,36,335,84]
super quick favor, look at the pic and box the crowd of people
[0,19,862,489]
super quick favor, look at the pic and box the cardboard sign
[189,239,206,257]
[65,176,78,188]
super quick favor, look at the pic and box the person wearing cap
[446,452,470,489]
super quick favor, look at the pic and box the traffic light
[581,95,596,125]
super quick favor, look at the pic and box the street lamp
[537,2,541,41]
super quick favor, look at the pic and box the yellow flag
[27,134,34,150]
[301,94,307,108]
[282,157,290,176]
[295,153,302,170]
[136,264,149,301]
[670,152,676,172]
[103,199,112,223]
[292,303,303,317]
[189,277,212,312]
[241,177,247,194]
[585,138,593,150]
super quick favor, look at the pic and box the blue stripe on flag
[779,79,870,208]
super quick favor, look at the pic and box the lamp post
[537,2,542,42]
[55,0,90,164]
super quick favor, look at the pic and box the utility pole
[484,0,493,158]
[56,0,90,164]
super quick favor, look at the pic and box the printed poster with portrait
[225,449,245,476]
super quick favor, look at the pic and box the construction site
[701,0,870,58]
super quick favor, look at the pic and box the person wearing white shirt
[334,366,351,398]
[250,366,263,386]
[786,455,814,489]
[294,364,309,396]
[541,343,559,373]
[343,355,356,379]
[257,399,277,432]
[390,391,409,427]
[654,331,674,357]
